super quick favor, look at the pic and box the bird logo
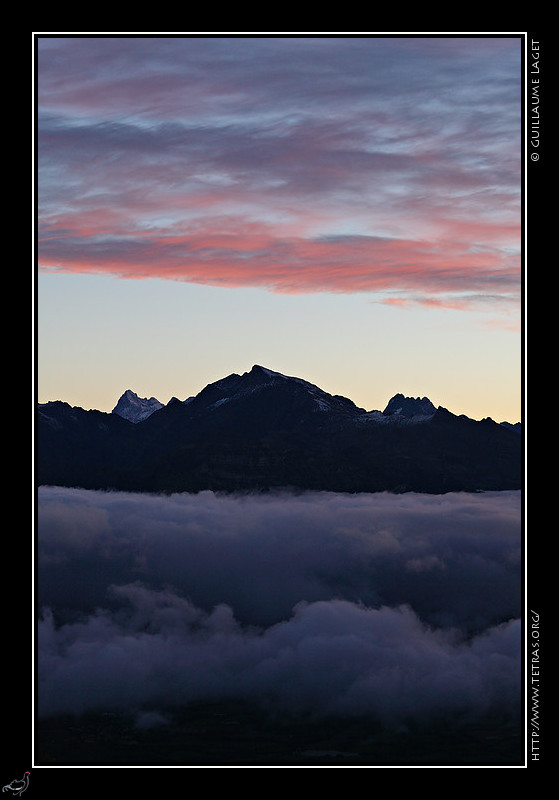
[2,773,30,796]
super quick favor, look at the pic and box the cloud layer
[37,37,521,309]
[37,487,522,723]
[39,590,520,724]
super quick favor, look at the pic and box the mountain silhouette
[38,365,522,494]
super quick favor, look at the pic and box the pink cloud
[379,294,520,317]
[38,215,519,301]
[37,37,521,311]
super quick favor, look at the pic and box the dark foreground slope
[37,365,522,494]
[35,700,523,766]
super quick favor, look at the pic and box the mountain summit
[112,390,163,423]
[38,365,522,495]
[383,393,437,418]
[108,367,443,425]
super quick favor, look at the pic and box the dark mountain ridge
[37,365,522,495]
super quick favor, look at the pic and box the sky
[36,35,523,423]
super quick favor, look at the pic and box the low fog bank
[39,589,520,723]
[37,487,522,722]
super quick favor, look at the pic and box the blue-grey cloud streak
[37,36,521,307]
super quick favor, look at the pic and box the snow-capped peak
[251,365,282,378]
[112,390,163,423]
[249,364,325,392]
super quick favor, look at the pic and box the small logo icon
[2,773,30,796]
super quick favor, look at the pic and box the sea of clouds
[37,487,522,725]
